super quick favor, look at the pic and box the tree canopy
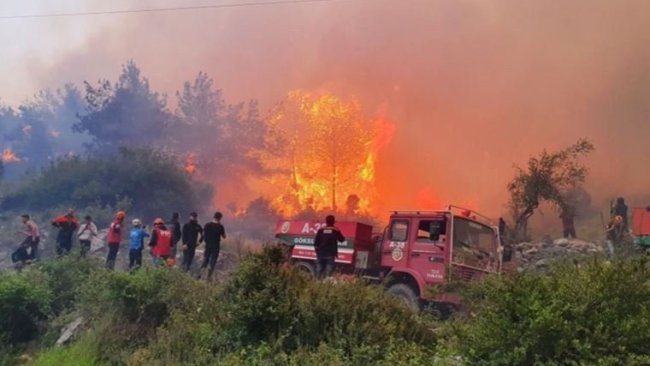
[74,61,173,155]
[508,138,595,240]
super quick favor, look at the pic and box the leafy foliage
[455,257,650,365]
[0,271,52,345]
[508,138,594,240]
[74,61,173,155]
[1,146,211,218]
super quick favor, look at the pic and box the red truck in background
[275,206,508,311]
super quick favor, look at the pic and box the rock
[535,259,548,268]
[554,238,570,247]
[56,316,84,346]
[523,248,539,256]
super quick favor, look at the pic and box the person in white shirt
[77,215,98,258]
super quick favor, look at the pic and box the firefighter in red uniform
[106,211,126,270]
[149,218,174,267]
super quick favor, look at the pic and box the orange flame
[184,153,197,175]
[2,149,20,163]
[264,91,394,217]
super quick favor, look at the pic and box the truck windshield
[452,217,497,270]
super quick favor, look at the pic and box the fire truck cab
[274,206,504,310]
[379,206,503,309]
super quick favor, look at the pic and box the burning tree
[507,138,594,240]
[265,91,392,216]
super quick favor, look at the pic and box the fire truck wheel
[386,283,420,311]
[294,261,316,278]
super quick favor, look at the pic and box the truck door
[450,217,499,281]
[409,217,448,285]
[381,219,410,268]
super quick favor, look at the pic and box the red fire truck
[275,206,507,310]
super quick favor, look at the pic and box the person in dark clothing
[52,209,79,256]
[181,212,204,272]
[313,215,345,279]
[201,212,226,280]
[170,212,182,259]
[560,209,576,239]
[614,197,629,230]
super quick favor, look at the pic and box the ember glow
[184,153,197,175]
[2,149,21,163]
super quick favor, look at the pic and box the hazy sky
[2,0,650,216]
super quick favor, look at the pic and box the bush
[0,271,52,345]
[78,266,217,364]
[454,257,650,365]
[218,246,437,356]
[1,147,212,218]
[36,257,99,315]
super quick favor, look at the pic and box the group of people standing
[13,209,227,279]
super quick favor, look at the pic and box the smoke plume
[2,0,650,218]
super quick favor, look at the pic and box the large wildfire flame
[263,91,395,217]
[2,148,21,163]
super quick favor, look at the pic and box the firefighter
[129,219,149,271]
[181,212,204,272]
[613,197,629,230]
[77,215,98,258]
[18,214,40,261]
[149,218,174,266]
[605,215,625,255]
[314,215,345,279]
[200,212,226,280]
[560,208,576,239]
[52,209,79,256]
[170,212,182,260]
[106,211,126,270]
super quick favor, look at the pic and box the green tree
[508,138,594,240]
[1,147,211,218]
[74,61,173,155]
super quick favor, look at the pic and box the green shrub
[30,331,100,366]
[0,272,52,345]
[1,147,211,218]
[455,257,650,365]
[36,257,99,315]
[218,246,437,355]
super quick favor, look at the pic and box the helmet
[116,211,126,220]
[132,219,141,226]
[153,218,165,225]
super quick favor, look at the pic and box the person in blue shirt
[129,218,150,271]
